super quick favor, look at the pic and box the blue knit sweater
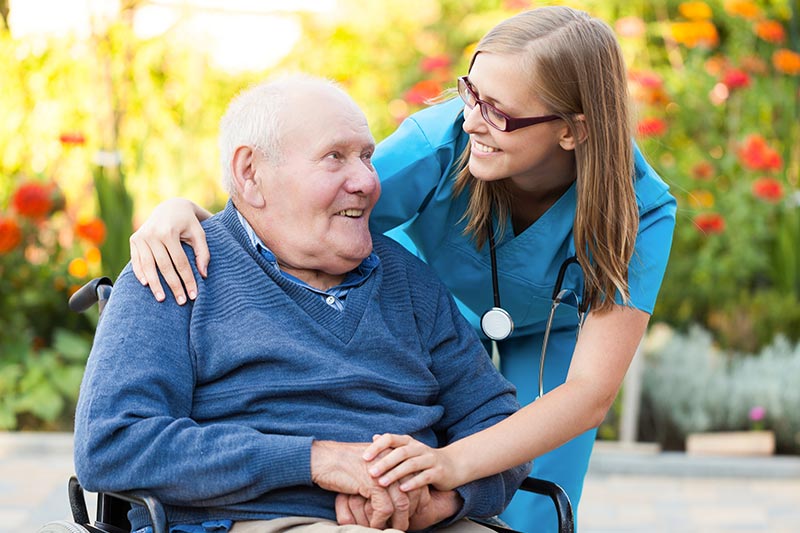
[74,202,528,530]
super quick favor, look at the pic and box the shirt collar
[234,208,379,288]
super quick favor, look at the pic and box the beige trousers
[230,516,494,533]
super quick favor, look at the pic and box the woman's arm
[129,198,212,303]
[364,304,650,491]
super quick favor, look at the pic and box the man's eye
[326,152,342,160]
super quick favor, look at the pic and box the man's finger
[386,482,410,531]
[335,494,355,525]
[367,486,393,529]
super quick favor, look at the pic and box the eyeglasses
[457,76,561,132]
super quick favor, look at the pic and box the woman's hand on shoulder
[129,198,212,304]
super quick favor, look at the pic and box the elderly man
[74,75,528,533]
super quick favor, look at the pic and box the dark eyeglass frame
[458,76,561,132]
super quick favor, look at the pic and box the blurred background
[0,0,798,457]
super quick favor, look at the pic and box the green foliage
[641,324,800,453]
[0,181,97,429]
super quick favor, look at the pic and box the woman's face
[462,52,576,193]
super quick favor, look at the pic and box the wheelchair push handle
[68,276,113,313]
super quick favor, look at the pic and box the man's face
[254,88,380,276]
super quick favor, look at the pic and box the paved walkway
[2,433,799,532]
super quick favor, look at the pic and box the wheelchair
[38,278,574,533]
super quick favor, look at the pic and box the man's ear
[231,145,266,208]
[558,114,587,151]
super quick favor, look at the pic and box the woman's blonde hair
[453,6,638,312]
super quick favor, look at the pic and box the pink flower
[420,55,450,73]
[748,406,766,422]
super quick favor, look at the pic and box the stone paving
[2,432,799,533]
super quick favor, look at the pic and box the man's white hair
[218,74,344,195]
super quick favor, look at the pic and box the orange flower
[637,117,668,137]
[773,49,800,75]
[420,55,450,73]
[679,1,713,20]
[704,55,730,76]
[405,80,443,104]
[689,190,715,208]
[740,55,768,75]
[671,21,719,48]
[0,216,22,253]
[68,257,89,278]
[738,134,782,171]
[724,0,761,20]
[12,182,53,220]
[59,132,86,145]
[752,177,784,203]
[755,20,786,44]
[694,212,725,234]
[85,245,102,266]
[75,217,107,245]
[691,161,715,180]
[722,68,750,89]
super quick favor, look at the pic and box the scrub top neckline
[494,180,577,253]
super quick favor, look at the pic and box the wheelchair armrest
[102,490,168,533]
[519,476,574,533]
[68,475,168,533]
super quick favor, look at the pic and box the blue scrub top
[369,97,677,337]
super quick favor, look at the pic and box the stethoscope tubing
[482,218,587,399]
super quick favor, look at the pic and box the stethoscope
[480,218,588,399]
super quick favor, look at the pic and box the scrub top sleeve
[370,98,465,234]
[622,192,677,314]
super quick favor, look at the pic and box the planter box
[686,430,775,456]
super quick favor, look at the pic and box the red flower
[637,117,667,137]
[75,217,107,245]
[420,55,451,73]
[754,20,786,44]
[694,212,725,234]
[722,68,750,89]
[59,132,86,145]
[0,216,22,253]
[751,177,784,203]
[691,161,715,180]
[405,80,443,105]
[12,182,54,220]
[738,134,782,171]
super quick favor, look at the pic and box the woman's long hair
[452,6,638,312]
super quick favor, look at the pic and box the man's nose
[345,160,379,195]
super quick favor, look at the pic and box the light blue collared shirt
[236,210,379,312]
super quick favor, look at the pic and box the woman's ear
[559,114,587,151]
[231,146,266,208]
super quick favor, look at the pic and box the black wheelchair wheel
[36,521,93,533]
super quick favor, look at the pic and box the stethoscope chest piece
[481,306,514,341]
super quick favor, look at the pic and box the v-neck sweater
[75,202,527,530]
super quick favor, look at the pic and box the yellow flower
[672,21,719,48]
[723,0,761,20]
[689,190,715,209]
[679,2,713,20]
[85,245,102,266]
[68,257,89,278]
